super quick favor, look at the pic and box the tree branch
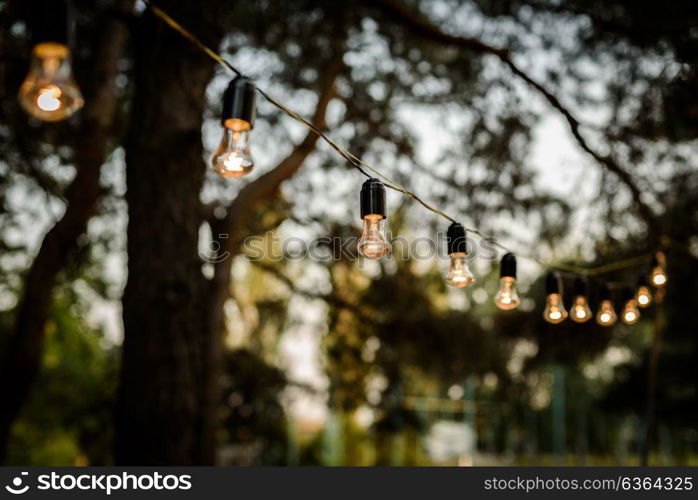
[372,0,658,230]
[250,261,372,323]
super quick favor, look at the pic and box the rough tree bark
[115,2,224,465]
[0,0,134,462]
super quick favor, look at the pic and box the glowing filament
[445,253,475,288]
[358,215,391,259]
[36,85,62,111]
[544,293,568,324]
[596,300,617,327]
[494,276,520,310]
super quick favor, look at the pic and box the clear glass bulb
[543,293,567,324]
[494,276,520,310]
[622,299,640,325]
[444,253,475,288]
[358,215,391,259]
[18,43,84,121]
[570,295,592,323]
[596,300,617,327]
[635,285,652,308]
[212,128,254,178]
[650,267,667,287]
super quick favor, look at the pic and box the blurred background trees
[0,0,696,465]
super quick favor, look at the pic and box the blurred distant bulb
[18,43,83,121]
[596,285,616,327]
[445,223,474,288]
[649,252,667,287]
[212,128,253,178]
[358,215,391,259]
[570,278,591,323]
[622,298,640,325]
[358,178,391,259]
[635,277,652,308]
[445,253,475,288]
[544,293,568,324]
[494,253,520,309]
[543,272,567,324]
[214,76,256,178]
[650,267,667,287]
[571,295,592,322]
[596,300,618,327]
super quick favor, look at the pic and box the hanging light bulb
[570,277,592,323]
[494,253,520,310]
[358,178,391,259]
[212,76,256,178]
[621,289,641,325]
[444,222,475,287]
[595,284,617,327]
[635,276,652,308]
[543,271,567,324]
[649,252,667,287]
[18,0,83,121]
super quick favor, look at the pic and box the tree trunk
[640,300,665,466]
[115,3,222,465]
[0,0,133,462]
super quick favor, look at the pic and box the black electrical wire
[144,1,661,277]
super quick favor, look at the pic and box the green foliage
[4,291,117,465]
[219,349,287,465]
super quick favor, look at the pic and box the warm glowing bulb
[494,276,520,310]
[622,299,640,325]
[596,300,617,326]
[18,43,83,121]
[36,85,62,111]
[543,293,568,324]
[635,285,652,308]
[650,267,667,287]
[358,215,391,259]
[212,127,254,178]
[445,253,475,288]
[570,295,592,323]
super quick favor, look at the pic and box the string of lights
[18,0,673,327]
[143,4,659,274]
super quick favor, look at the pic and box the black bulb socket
[446,222,467,255]
[598,284,612,302]
[30,0,70,47]
[545,271,562,295]
[573,277,588,297]
[360,178,386,219]
[500,252,517,279]
[221,76,256,130]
